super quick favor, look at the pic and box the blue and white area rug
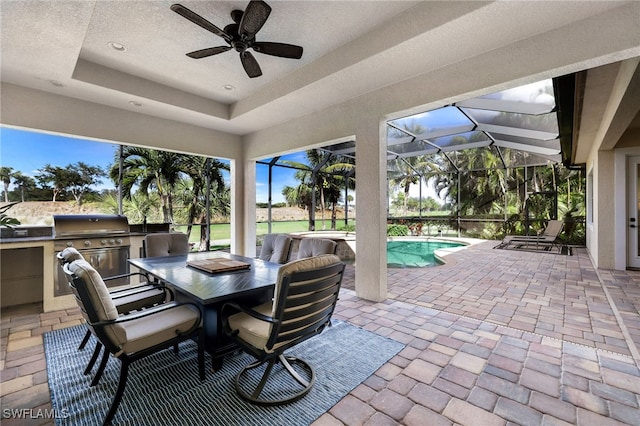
[44,320,404,426]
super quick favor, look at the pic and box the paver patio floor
[2,241,639,425]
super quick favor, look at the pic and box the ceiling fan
[171,1,303,78]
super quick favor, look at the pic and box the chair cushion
[227,302,273,351]
[259,234,292,264]
[112,304,201,355]
[68,260,118,322]
[145,233,189,257]
[295,238,337,260]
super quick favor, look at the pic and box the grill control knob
[109,239,115,245]
[66,242,73,247]
[84,240,91,247]
[101,239,107,245]
[116,239,123,244]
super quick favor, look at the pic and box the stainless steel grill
[53,214,131,296]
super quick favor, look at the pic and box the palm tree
[388,156,421,216]
[282,182,315,230]
[101,191,161,223]
[111,147,188,223]
[0,166,14,203]
[175,157,229,249]
[282,150,355,231]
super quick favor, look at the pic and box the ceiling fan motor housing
[172,1,303,78]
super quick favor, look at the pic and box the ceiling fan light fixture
[223,84,235,91]
[108,41,127,52]
[129,100,143,107]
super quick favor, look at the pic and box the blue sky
[256,153,308,204]
[0,126,299,203]
[1,127,119,190]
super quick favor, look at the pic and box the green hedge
[387,224,408,236]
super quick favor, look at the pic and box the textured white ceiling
[1,1,637,138]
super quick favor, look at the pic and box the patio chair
[143,232,190,257]
[222,254,345,405]
[498,220,564,251]
[258,233,292,264]
[63,259,204,426]
[57,247,171,384]
[293,237,337,260]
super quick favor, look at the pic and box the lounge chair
[497,220,564,252]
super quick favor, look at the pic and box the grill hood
[53,215,129,238]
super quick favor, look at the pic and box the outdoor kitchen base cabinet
[1,246,43,307]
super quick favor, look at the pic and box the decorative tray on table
[186,258,251,273]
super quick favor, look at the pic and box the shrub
[338,223,355,232]
[387,224,408,236]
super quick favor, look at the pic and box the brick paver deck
[2,241,639,425]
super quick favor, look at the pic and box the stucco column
[355,118,387,301]
[238,159,257,257]
[230,158,250,256]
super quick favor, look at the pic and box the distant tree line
[0,163,105,205]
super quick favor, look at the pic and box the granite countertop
[1,223,170,245]
[0,236,55,244]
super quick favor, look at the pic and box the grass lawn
[175,220,354,245]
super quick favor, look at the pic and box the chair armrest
[92,301,201,327]
[103,271,151,282]
[221,302,278,325]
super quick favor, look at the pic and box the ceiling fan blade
[239,0,271,40]
[252,42,303,59]
[186,46,232,59]
[240,51,262,78]
[171,4,232,43]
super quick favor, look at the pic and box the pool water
[387,240,464,268]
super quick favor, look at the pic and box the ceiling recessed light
[108,42,127,52]
[49,80,65,88]
[223,85,235,91]
[129,101,143,107]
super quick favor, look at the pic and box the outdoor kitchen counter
[0,238,64,311]
[0,236,54,243]
[0,223,171,312]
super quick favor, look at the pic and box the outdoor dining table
[129,251,281,369]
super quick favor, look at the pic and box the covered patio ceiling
[261,75,573,176]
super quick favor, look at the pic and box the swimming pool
[387,240,464,268]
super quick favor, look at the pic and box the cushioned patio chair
[63,259,204,426]
[293,238,337,260]
[143,232,190,257]
[57,247,171,383]
[258,233,292,264]
[222,254,345,405]
[498,219,564,251]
